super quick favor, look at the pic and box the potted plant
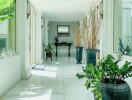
[82,2,101,65]
[119,38,131,55]
[54,36,59,43]
[43,44,55,60]
[125,45,131,55]
[76,55,132,100]
[75,32,83,64]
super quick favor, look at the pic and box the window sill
[0,52,20,59]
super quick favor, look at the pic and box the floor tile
[65,94,94,100]
[1,57,94,100]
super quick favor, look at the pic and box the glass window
[0,0,16,56]
[121,0,132,56]
[114,0,132,56]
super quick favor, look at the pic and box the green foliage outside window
[0,0,15,23]
[0,0,16,55]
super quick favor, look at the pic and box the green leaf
[76,54,132,100]
[0,0,15,23]
[0,0,14,10]
[76,73,85,79]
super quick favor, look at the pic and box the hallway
[1,57,94,100]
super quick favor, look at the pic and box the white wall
[0,0,43,96]
[48,21,79,56]
[0,0,24,96]
[0,55,21,96]
[49,21,79,45]
[42,18,49,46]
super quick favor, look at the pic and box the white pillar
[17,0,31,79]
[45,20,49,45]
[100,0,114,58]
[35,11,42,64]
[113,0,122,53]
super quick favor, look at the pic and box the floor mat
[32,64,45,70]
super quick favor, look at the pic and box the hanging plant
[0,0,15,23]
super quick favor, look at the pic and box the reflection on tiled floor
[0,57,94,100]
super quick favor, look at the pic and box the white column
[17,0,31,79]
[113,0,122,53]
[45,20,49,45]
[35,10,42,64]
[100,0,114,58]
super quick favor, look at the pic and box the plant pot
[46,52,52,60]
[100,82,131,100]
[85,49,97,65]
[76,47,83,64]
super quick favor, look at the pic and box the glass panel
[114,0,132,56]
[121,0,132,56]
[0,0,16,56]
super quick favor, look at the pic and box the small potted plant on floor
[76,55,132,100]
[75,32,83,64]
[43,44,55,60]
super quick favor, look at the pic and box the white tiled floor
[0,57,94,100]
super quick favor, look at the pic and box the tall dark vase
[76,47,83,64]
[85,49,97,65]
[100,82,131,100]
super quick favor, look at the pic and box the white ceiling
[29,0,91,21]
[124,0,132,2]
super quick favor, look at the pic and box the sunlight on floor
[55,62,59,65]
[18,91,52,100]
[19,91,39,96]
[45,67,58,72]
[32,67,58,78]
[1,57,95,100]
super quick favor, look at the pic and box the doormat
[32,64,45,70]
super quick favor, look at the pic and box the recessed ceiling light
[66,2,72,6]
[82,8,87,11]
[78,0,91,2]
